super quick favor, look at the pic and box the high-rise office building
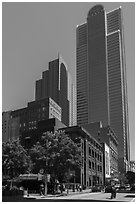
[76,5,130,173]
[35,54,75,126]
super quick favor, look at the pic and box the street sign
[47,174,50,182]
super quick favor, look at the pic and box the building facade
[130,161,135,173]
[61,126,104,188]
[2,111,12,142]
[76,4,130,173]
[102,143,111,185]
[2,111,20,142]
[35,54,75,126]
[20,118,66,149]
[107,7,130,173]
[10,97,61,139]
[82,122,118,180]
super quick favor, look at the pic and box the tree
[30,130,81,182]
[2,139,31,179]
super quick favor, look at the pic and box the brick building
[61,126,104,188]
[82,122,118,179]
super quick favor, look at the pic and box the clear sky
[2,2,135,160]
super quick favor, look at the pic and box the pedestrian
[111,184,116,199]
[76,184,78,191]
[40,183,45,196]
[79,185,82,192]
[60,183,64,194]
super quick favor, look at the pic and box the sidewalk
[24,188,91,199]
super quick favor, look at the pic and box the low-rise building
[82,122,118,179]
[60,125,104,188]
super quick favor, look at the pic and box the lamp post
[44,139,48,196]
[70,170,75,192]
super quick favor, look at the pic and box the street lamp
[69,170,75,192]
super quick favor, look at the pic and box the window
[92,162,95,170]
[89,147,91,156]
[92,150,94,158]
[95,152,97,158]
[42,107,45,111]
[89,160,91,169]
[100,155,102,162]
[82,142,84,150]
[97,153,99,161]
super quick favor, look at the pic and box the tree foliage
[2,139,31,179]
[30,131,81,182]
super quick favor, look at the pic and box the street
[52,192,135,202]
[20,191,135,202]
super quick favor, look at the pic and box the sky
[2,2,135,160]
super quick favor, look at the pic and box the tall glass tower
[76,4,130,173]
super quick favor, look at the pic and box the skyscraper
[35,54,75,126]
[76,4,130,173]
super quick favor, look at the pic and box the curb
[24,190,92,199]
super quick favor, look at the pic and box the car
[125,184,130,191]
[130,185,135,192]
[115,184,120,190]
[125,184,130,188]
[119,185,126,190]
[104,185,112,193]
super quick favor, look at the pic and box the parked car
[125,184,130,191]
[119,185,126,190]
[115,184,120,190]
[130,185,135,192]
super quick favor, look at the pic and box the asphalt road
[53,192,135,202]
[3,191,135,202]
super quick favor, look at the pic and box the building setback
[76,4,130,173]
[35,54,75,126]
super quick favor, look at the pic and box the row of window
[89,147,102,162]
[89,160,102,172]
[29,126,37,130]
[82,140,102,152]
